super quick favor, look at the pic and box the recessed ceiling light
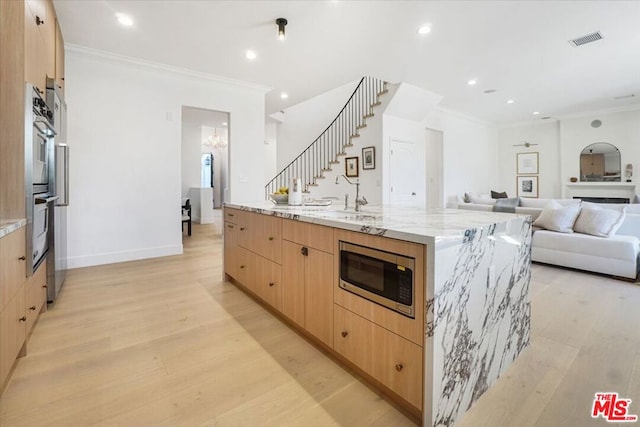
[506,99,515,104]
[483,89,497,94]
[532,111,540,115]
[115,13,134,27]
[222,122,228,126]
[467,79,477,86]
[417,24,431,35]
[280,92,288,99]
[245,50,257,60]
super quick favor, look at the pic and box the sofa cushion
[615,213,640,239]
[520,198,580,209]
[582,202,640,215]
[467,194,496,205]
[458,203,493,213]
[533,201,581,233]
[491,190,508,199]
[493,197,519,213]
[574,206,626,237]
[533,230,639,262]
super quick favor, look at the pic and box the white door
[389,139,418,205]
[425,128,444,208]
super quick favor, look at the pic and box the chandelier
[204,128,227,148]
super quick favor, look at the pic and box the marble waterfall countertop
[0,219,27,239]
[225,202,529,247]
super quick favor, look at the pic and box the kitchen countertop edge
[0,219,27,239]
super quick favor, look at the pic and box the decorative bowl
[269,193,289,204]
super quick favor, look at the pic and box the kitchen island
[223,203,531,427]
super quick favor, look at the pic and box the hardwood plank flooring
[2,216,640,426]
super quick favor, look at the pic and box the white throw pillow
[533,201,581,233]
[574,206,626,237]
[468,194,496,205]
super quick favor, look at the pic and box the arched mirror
[580,142,621,182]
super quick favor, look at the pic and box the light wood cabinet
[25,262,47,336]
[43,0,56,80]
[334,304,423,410]
[0,0,25,222]
[223,221,239,280]
[0,228,27,311]
[238,211,282,264]
[251,253,282,311]
[54,17,64,93]
[282,220,334,347]
[24,0,47,94]
[0,286,26,390]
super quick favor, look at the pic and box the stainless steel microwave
[339,241,415,318]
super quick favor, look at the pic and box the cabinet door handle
[30,306,37,311]
[341,331,348,338]
[240,265,245,269]
[42,285,47,289]
[268,236,274,241]
[228,213,234,217]
[18,256,26,261]
[395,363,404,372]
[240,227,246,231]
[19,316,27,322]
[301,247,308,256]
[269,282,275,287]
[36,15,44,25]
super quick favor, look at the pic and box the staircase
[265,76,388,197]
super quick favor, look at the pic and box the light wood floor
[2,218,640,426]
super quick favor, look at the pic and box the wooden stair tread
[350,134,360,138]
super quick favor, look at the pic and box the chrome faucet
[335,175,368,212]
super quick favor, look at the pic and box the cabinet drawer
[371,319,423,410]
[282,219,334,254]
[238,212,281,264]
[0,286,26,388]
[25,262,47,336]
[334,305,423,410]
[334,305,374,374]
[223,221,239,279]
[224,207,239,224]
[0,228,27,310]
[252,254,282,312]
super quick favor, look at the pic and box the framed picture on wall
[517,176,539,198]
[362,146,375,170]
[345,157,359,177]
[517,152,539,174]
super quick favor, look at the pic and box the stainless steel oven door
[32,117,52,185]
[32,194,58,271]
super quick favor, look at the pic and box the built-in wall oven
[339,241,415,318]
[25,83,57,275]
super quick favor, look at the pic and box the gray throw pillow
[491,190,508,199]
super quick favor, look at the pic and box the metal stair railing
[265,76,387,197]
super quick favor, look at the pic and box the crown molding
[65,43,272,93]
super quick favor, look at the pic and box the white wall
[423,109,499,202]
[65,46,266,268]
[497,121,561,199]
[276,80,359,170]
[560,109,640,188]
[264,120,278,183]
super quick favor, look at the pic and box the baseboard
[192,214,214,224]
[67,244,184,269]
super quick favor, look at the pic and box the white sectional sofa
[457,197,640,279]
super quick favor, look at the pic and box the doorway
[181,107,229,225]
[425,128,444,208]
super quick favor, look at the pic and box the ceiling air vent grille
[569,31,603,47]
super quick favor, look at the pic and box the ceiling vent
[614,94,635,100]
[569,31,603,47]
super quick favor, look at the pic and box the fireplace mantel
[564,182,636,200]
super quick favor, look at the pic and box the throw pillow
[574,206,626,238]
[533,201,581,233]
[491,190,508,199]
[493,197,520,213]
